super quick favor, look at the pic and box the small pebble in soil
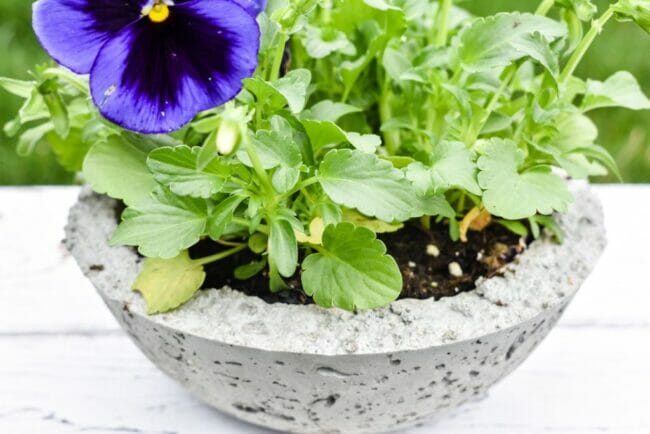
[426,244,440,257]
[408,261,417,268]
[430,281,439,288]
[448,262,463,277]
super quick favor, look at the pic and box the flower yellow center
[148,3,170,23]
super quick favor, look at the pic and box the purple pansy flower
[33,0,265,133]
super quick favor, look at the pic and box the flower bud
[216,119,241,156]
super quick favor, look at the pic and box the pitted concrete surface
[65,184,605,433]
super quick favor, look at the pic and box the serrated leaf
[405,141,481,195]
[269,218,298,278]
[244,69,311,114]
[133,251,205,314]
[83,135,157,207]
[319,149,417,222]
[111,189,208,259]
[301,223,402,311]
[582,71,650,111]
[477,138,573,219]
[147,145,230,198]
[452,13,566,74]
[302,25,356,59]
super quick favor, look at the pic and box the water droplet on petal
[161,111,166,117]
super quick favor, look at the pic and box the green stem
[268,32,288,82]
[379,76,400,154]
[535,0,555,16]
[467,65,515,144]
[559,7,614,84]
[280,177,320,201]
[243,133,274,196]
[194,245,247,266]
[232,217,270,234]
[433,0,453,47]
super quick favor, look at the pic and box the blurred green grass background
[0,0,648,185]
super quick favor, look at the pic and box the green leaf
[0,77,35,98]
[556,0,598,21]
[452,13,566,74]
[83,135,157,207]
[240,125,302,170]
[148,145,230,198]
[497,219,529,237]
[243,69,311,114]
[477,138,573,219]
[301,223,402,311]
[16,123,51,156]
[318,149,417,222]
[581,71,650,111]
[269,219,298,278]
[132,251,206,314]
[413,194,457,219]
[235,259,267,280]
[302,25,356,59]
[111,189,208,259]
[301,119,381,153]
[272,166,301,193]
[207,196,245,241]
[301,100,361,122]
[405,141,481,195]
[47,129,92,172]
[612,0,650,33]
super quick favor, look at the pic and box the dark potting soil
[190,222,526,306]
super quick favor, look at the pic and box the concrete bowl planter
[65,184,605,434]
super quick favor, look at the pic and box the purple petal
[89,0,260,133]
[33,0,145,74]
[231,0,267,15]
[175,0,267,16]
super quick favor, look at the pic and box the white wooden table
[0,186,649,434]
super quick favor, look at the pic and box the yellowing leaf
[133,251,206,314]
[295,217,326,245]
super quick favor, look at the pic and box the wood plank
[0,327,647,433]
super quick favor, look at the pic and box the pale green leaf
[302,25,356,59]
[319,149,417,222]
[133,251,205,314]
[301,223,402,311]
[477,138,573,219]
[83,136,157,207]
[582,71,650,111]
[612,0,650,33]
[269,219,298,278]
[111,189,208,259]
[0,77,35,98]
[405,141,481,195]
[301,100,361,122]
[301,119,381,153]
[147,145,230,198]
[452,13,566,74]
[244,69,311,114]
[207,196,245,241]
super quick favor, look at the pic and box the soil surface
[191,221,526,305]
